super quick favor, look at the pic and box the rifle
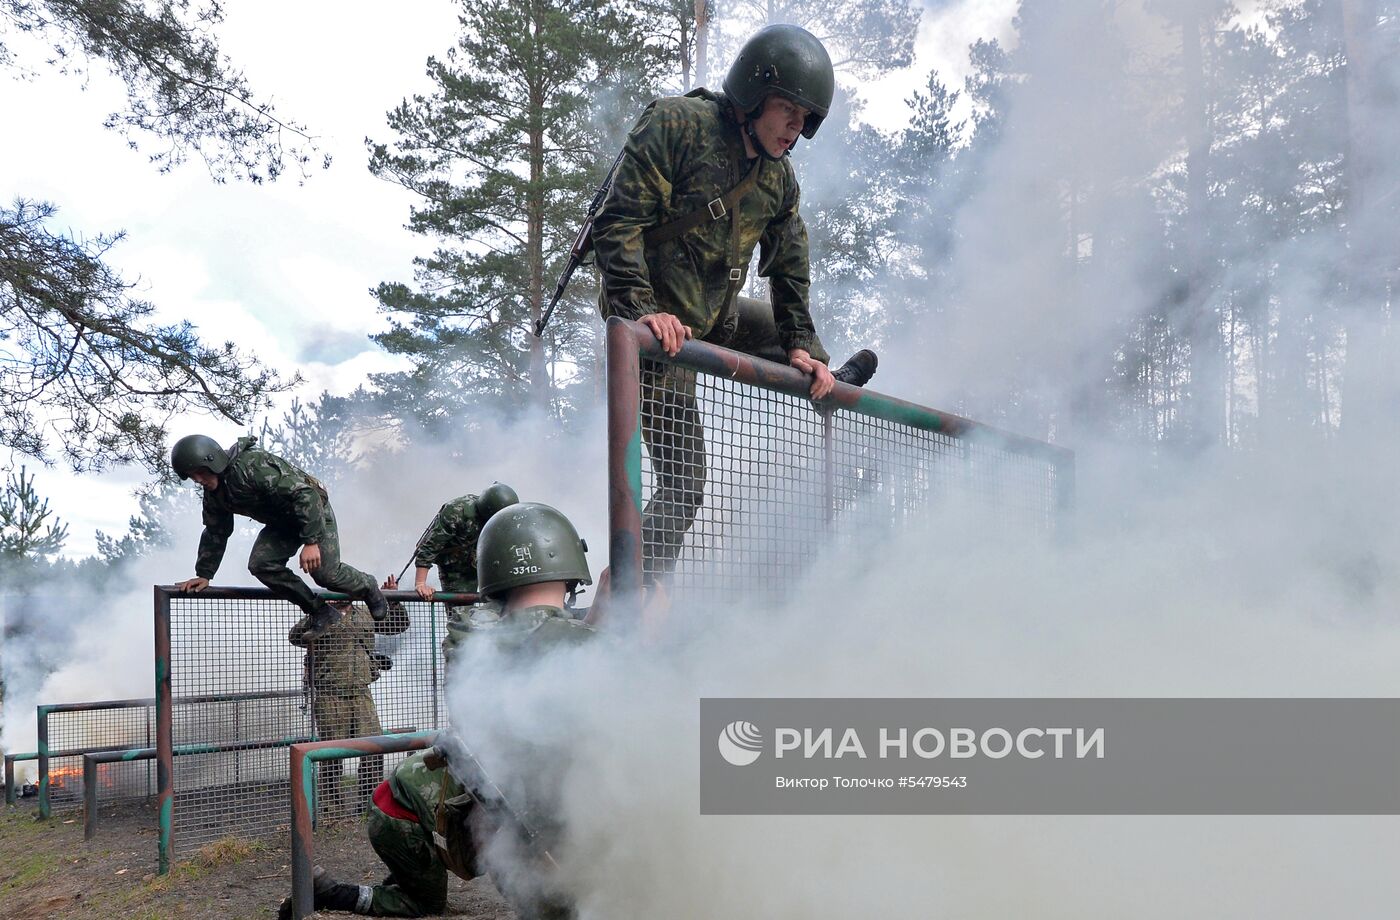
[427,735,560,869]
[533,148,628,338]
[396,517,439,583]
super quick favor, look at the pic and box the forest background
[3,0,1399,755]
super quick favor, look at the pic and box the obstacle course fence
[155,587,466,872]
[605,316,1074,610]
[287,732,438,920]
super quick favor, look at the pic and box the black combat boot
[301,602,343,641]
[832,349,878,387]
[276,867,366,919]
[313,865,368,913]
[365,584,389,622]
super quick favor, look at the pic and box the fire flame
[48,765,82,787]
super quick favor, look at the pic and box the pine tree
[0,466,68,564]
[368,0,655,431]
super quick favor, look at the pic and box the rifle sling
[642,160,760,247]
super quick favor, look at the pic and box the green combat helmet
[476,502,592,600]
[170,434,230,480]
[477,482,520,522]
[445,503,594,660]
[723,24,835,140]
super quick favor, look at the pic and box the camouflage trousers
[247,502,378,615]
[365,802,573,919]
[640,362,706,584]
[365,805,451,916]
[638,299,814,584]
[313,689,384,812]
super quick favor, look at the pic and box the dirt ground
[0,797,513,919]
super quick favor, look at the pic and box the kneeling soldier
[283,503,593,919]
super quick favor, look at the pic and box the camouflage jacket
[443,603,594,664]
[195,437,329,578]
[592,88,828,363]
[289,603,410,693]
[414,495,486,590]
[387,751,476,879]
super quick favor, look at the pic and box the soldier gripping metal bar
[171,434,388,639]
[411,482,519,599]
[592,24,878,583]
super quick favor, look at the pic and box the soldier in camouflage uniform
[412,482,520,599]
[171,433,388,639]
[289,575,410,813]
[592,25,877,582]
[283,503,593,919]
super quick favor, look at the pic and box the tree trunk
[1338,0,1391,448]
[694,0,710,87]
[1179,1,1223,449]
[527,4,550,409]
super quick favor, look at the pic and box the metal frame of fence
[287,732,438,920]
[5,751,37,805]
[82,735,316,841]
[36,698,156,819]
[154,587,469,873]
[34,692,309,821]
[605,315,1075,612]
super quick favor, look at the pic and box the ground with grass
[0,799,513,919]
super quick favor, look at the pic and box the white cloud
[857,0,1020,130]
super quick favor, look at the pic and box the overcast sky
[1,0,1016,557]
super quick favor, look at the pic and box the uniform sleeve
[194,497,235,579]
[592,102,674,320]
[414,504,455,569]
[261,456,327,546]
[758,177,829,364]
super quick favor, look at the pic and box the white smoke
[442,2,1400,916]
[445,438,1400,918]
[0,408,609,782]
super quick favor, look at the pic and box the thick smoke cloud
[0,410,608,781]
[443,2,1400,916]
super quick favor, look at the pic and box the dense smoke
[0,410,609,780]
[445,2,1400,917]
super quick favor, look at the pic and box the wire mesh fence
[156,588,453,864]
[606,317,1074,609]
[37,699,157,817]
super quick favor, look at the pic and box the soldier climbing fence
[605,316,1074,610]
[153,587,466,872]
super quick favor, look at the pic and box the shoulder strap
[643,159,761,246]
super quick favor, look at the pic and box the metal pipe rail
[80,734,311,841]
[288,732,438,919]
[604,315,1076,614]
[152,587,480,603]
[4,751,37,805]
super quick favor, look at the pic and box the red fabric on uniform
[372,780,418,823]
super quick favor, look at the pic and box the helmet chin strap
[744,114,791,162]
